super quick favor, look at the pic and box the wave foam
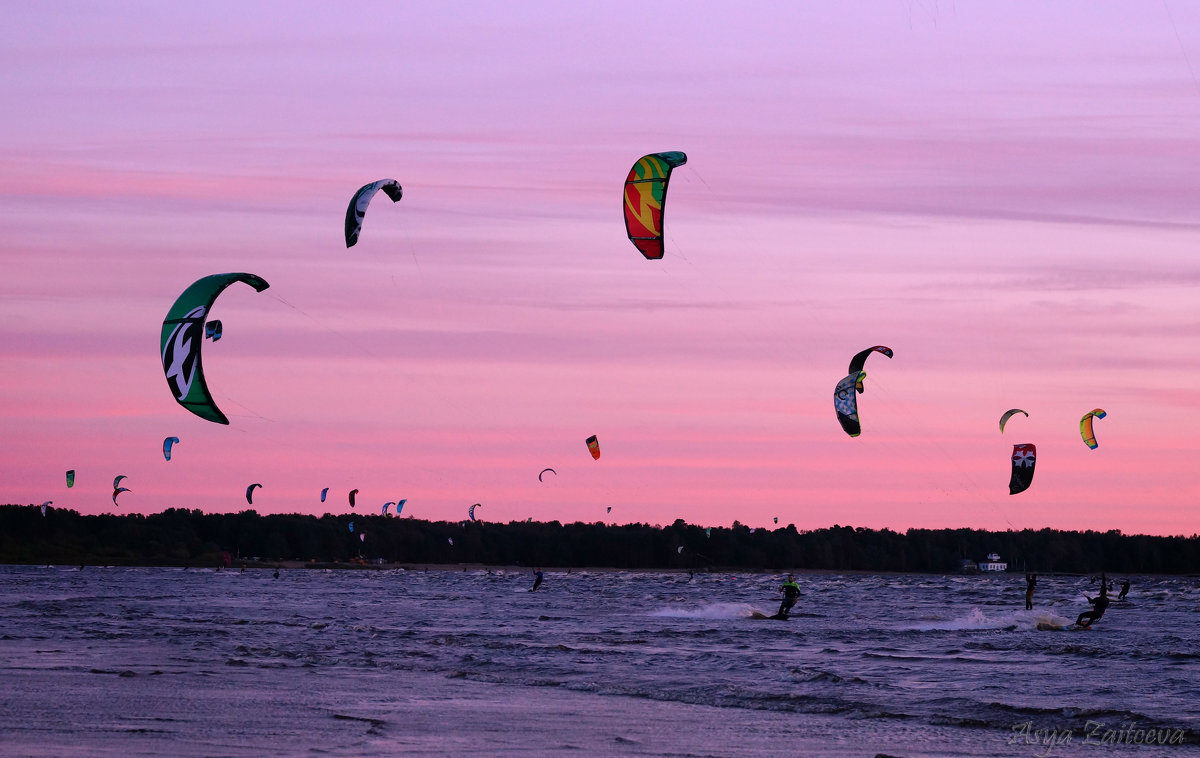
[650,602,758,619]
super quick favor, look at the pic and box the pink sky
[3,2,1199,535]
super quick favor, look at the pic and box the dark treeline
[2,504,1199,573]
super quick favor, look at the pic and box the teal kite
[160,273,270,425]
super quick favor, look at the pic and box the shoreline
[12,560,1133,578]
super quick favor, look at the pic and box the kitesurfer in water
[1076,573,1110,628]
[777,574,800,618]
[531,568,543,592]
[1025,573,1037,610]
[1118,578,1130,600]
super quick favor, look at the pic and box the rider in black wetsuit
[531,568,543,592]
[1025,573,1037,610]
[777,574,800,618]
[1118,578,1130,600]
[1076,573,1110,628]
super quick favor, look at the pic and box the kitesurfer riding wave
[777,574,800,619]
[1076,573,1110,628]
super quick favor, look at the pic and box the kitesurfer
[531,568,544,592]
[1025,573,1037,610]
[1076,574,1110,628]
[777,574,801,618]
[1118,578,1130,600]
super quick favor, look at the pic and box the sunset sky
[3,2,1199,535]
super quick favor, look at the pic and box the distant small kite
[345,179,403,247]
[999,409,1028,434]
[1009,444,1036,495]
[1080,409,1107,450]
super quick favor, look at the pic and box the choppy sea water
[0,566,1196,757]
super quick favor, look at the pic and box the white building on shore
[979,552,1007,571]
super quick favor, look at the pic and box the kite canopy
[538,467,556,482]
[1080,409,1107,449]
[320,487,329,503]
[160,273,270,425]
[623,152,687,259]
[468,503,481,522]
[349,489,358,508]
[999,409,1028,434]
[113,475,128,489]
[1009,444,1036,495]
[586,435,600,460]
[847,346,893,375]
[382,502,393,516]
[112,487,130,505]
[396,499,406,516]
[345,179,403,247]
[246,483,262,504]
[66,470,74,488]
[163,436,180,461]
[834,371,867,437]
[40,501,51,517]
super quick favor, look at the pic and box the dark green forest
[2,504,1198,573]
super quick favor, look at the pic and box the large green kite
[160,273,270,425]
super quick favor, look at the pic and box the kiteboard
[749,611,790,621]
[1036,622,1091,631]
